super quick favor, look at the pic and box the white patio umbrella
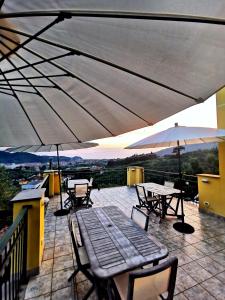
[0,2,225,150]
[127,123,225,233]
[7,142,98,216]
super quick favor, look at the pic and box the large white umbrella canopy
[6,142,98,153]
[127,123,225,233]
[0,1,225,147]
[127,125,225,149]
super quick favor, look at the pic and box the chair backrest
[135,185,147,201]
[74,183,88,197]
[164,181,175,188]
[131,206,149,231]
[127,257,178,300]
[64,177,68,188]
[89,177,94,186]
[69,218,82,266]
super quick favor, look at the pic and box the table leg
[95,277,109,300]
[161,195,166,219]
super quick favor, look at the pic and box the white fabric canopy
[6,142,98,153]
[0,1,225,147]
[127,125,225,148]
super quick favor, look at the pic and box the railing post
[21,208,28,283]
[0,253,2,300]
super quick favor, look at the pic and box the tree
[0,167,18,210]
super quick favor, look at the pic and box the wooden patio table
[67,178,91,190]
[139,182,182,219]
[65,179,92,208]
[76,206,168,280]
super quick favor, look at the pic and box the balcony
[21,186,225,300]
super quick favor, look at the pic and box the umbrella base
[173,222,195,234]
[54,209,69,217]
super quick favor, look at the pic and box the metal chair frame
[68,218,95,300]
[131,206,149,231]
[135,185,162,217]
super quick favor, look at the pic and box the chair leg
[107,280,114,300]
[82,268,94,284]
[68,268,79,282]
[153,259,159,266]
[83,284,95,300]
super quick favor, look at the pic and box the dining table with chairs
[138,182,182,219]
[71,205,178,300]
[64,177,93,209]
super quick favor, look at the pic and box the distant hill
[156,142,217,157]
[0,151,82,164]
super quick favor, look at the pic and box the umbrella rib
[23,46,152,125]
[2,45,82,143]
[0,41,115,136]
[0,1,4,10]
[0,86,39,95]
[0,83,55,88]
[0,34,153,125]
[0,25,200,103]
[0,11,71,64]
[1,51,74,75]
[0,74,69,82]
[9,41,153,126]
[1,10,225,25]
[0,65,44,144]
[34,145,43,153]
[0,89,13,96]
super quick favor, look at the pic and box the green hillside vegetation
[107,148,219,175]
[0,167,18,210]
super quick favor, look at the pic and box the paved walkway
[24,186,225,300]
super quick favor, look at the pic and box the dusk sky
[39,95,217,159]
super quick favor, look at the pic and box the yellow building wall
[54,171,60,195]
[13,194,45,275]
[127,167,144,186]
[197,88,225,218]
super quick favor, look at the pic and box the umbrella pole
[54,144,69,217]
[173,140,194,234]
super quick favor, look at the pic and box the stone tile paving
[23,186,225,300]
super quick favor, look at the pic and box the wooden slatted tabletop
[139,182,181,196]
[76,206,168,279]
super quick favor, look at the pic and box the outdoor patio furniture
[135,185,162,217]
[164,180,176,210]
[68,218,95,300]
[65,179,93,209]
[71,183,89,207]
[164,181,175,188]
[67,179,91,189]
[140,183,182,220]
[131,206,149,231]
[110,256,178,300]
[88,177,94,205]
[89,177,94,186]
[76,206,168,275]
[76,206,168,299]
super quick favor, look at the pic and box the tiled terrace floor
[24,186,225,300]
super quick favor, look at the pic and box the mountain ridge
[156,142,217,157]
[0,151,82,164]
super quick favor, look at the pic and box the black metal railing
[62,167,198,202]
[62,168,127,189]
[0,207,29,300]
